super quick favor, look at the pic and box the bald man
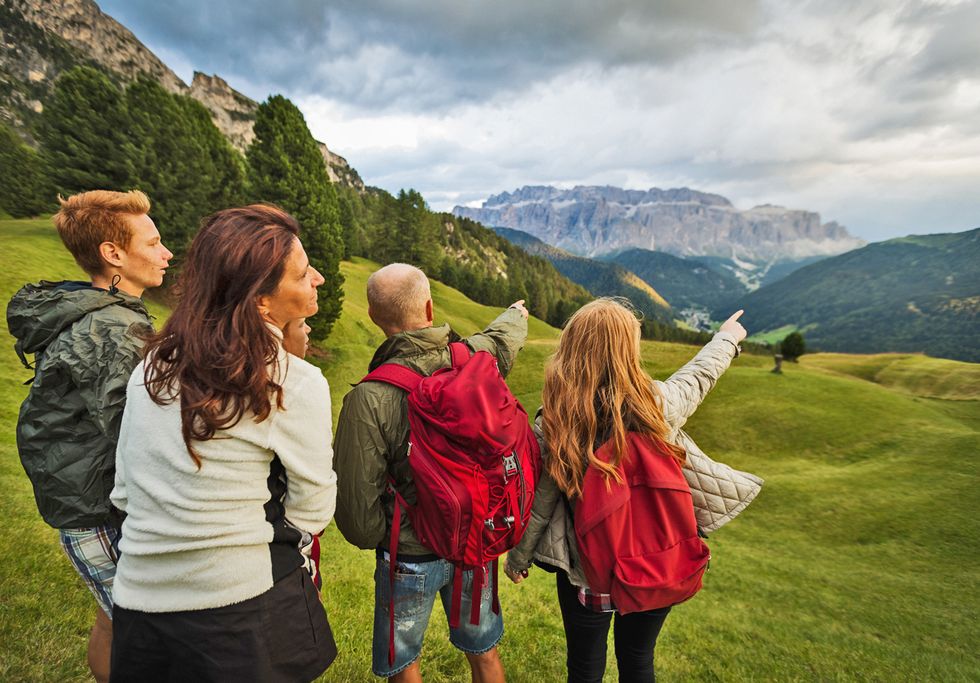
[333,263,528,683]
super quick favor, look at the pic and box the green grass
[747,324,797,345]
[2,218,979,681]
[802,352,980,401]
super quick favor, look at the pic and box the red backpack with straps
[573,432,710,614]
[361,342,540,665]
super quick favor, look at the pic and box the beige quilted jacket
[506,331,763,588]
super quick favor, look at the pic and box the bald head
[367,263,433,336]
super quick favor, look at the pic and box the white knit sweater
[110,336,336,612]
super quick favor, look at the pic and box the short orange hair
[53,190,151,275]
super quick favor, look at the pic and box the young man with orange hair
[7,189,172,683]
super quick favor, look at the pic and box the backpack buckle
[484,519,495,531]
[503,516,515,528]
[503,453,518,476]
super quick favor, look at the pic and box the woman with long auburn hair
[109,205,338,681]
[505,298,748,682]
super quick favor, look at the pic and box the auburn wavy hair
[542,298,685,499]
[142,204,301,466]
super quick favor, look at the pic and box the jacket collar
[368,323,462,371]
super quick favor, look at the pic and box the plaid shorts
[59,525,120,618]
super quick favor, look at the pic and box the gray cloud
[99,0,762,109]
[96,0,980,241]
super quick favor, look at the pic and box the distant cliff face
[454,185,865,262]
[0,0,363,189]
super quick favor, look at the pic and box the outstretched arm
[658,311,747,431]
[465,302,529,378]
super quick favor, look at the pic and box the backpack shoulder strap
[361,363,424,393]
[449,341,471,368]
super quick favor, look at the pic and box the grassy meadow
[1,217,979,681]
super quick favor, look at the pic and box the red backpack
[573,432,709,614]
[361,342,540,665]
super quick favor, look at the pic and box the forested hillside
[494,227,673,323]
[607,247,747,311]
[722,229,980,362]
[0,65,593,334]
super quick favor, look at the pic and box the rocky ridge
[0,0,363,189]
[454,185,865,263]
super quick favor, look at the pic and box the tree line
[2,65,780,348]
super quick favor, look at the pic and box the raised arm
[658,311,747,431]
[465,302,529,378]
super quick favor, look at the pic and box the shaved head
[367,263,433,335]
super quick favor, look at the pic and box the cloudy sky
[99,0,980,242]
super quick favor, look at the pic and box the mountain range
[454,185,865,284]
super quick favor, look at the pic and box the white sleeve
[269,370,337,535]
[657,331,740,431]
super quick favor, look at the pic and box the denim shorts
[59,525,120,618]
[372,554,504,677]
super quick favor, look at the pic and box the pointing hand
[719,310,747,343]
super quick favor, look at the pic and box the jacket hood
[7,280,149,359]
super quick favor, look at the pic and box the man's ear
[425,299,433,323]
[98,241,125,268]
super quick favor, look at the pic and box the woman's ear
[256,295,272,322]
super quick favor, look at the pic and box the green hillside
[721,228,980,362]
[2,218,979,681]
[607,247,747,312]
[494,227,674,324]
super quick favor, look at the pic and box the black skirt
[111,567,336,682]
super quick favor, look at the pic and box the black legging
[556,570,671,683]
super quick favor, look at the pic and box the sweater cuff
[712,331,741,358]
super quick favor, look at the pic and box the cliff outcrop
[455,185,865,263]
[0,0,362,188]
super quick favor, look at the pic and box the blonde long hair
[542,298,685,499]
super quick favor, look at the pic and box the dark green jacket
[333,308,527,556]
[7,281,153,528]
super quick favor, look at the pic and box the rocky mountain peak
[455,184,865,263]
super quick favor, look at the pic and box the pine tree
[0,123,52,217]
[125,77,247,258]
[40,66,135,195]
[247,95,344,340]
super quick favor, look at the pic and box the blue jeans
[372,554,504,677]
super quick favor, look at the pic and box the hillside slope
[1,219,978,681]
[607,247,747,312]
[494,227,674,324]
[721,228,980,362]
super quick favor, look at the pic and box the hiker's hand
[504,564,528,584]
[509,300,529,320]
[719,310,747,343]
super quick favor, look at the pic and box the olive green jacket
[333,308,527,556]
[8,281,153,528]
